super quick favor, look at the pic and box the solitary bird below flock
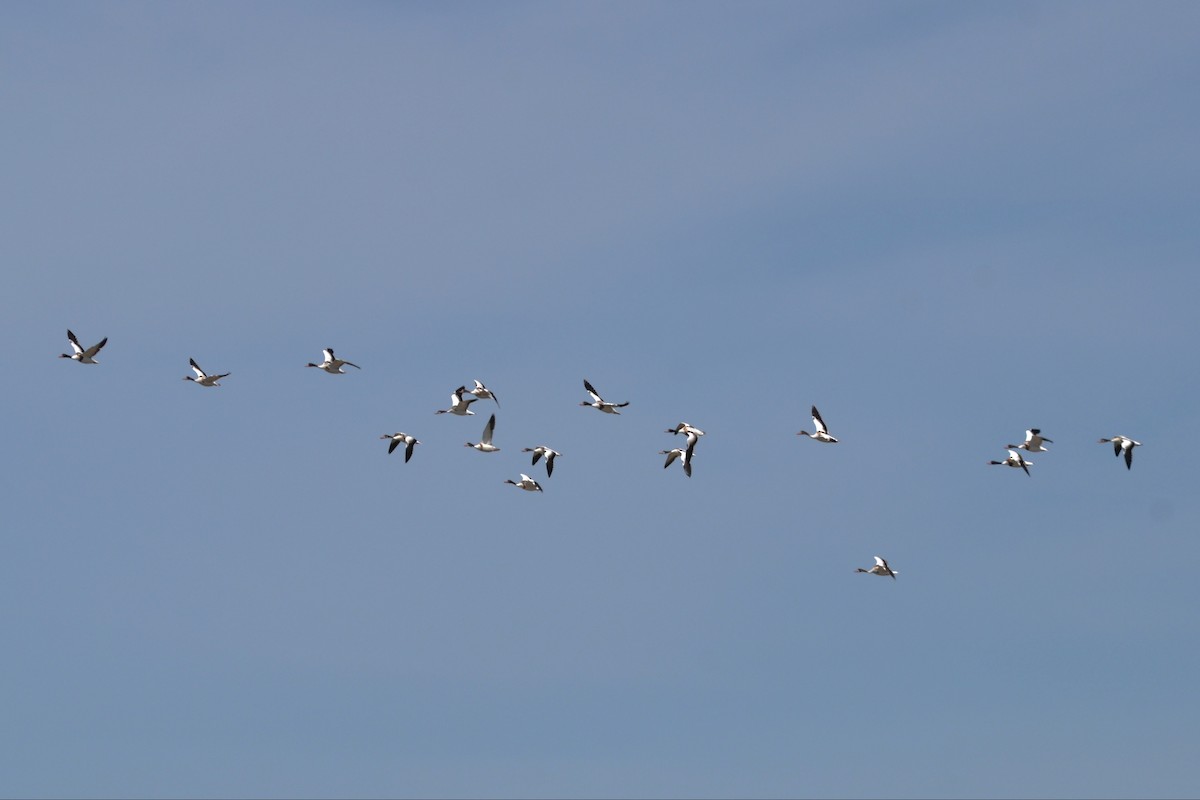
[856,556,898,579]
[466,414,500,452]
[59,329,107,364]
[306,348,360,374]
[797,405,838,443]
[989,449,1032,476]
[580,379,629,414]
[1098,435,1141,470]
[183,358,230,387]
[522,445,560,476]
[504,473,543,492]
[380,432,420,463]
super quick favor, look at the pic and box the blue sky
[3,2,1199,797]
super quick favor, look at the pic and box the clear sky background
[3,2,1199,798]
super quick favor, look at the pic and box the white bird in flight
[465,414,500,452]
[435,386,477,416]
[306,347,360,374]
[522,445,561,476]
[797,405,838,443]
[856,555,897,579]
[580,379,629,414]
[380,432,420,463]
[59,329,107,364]
[504,473,543,492]
[183,358,230,387]
[1098,435,1141,470]
[989,448,1032,476]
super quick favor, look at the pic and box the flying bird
[856,555,898,579]
[522,445,561,477]
[306,347,360,374]
[183,358,230,387]
[465,414,500,452]
[59,329,107,364]
[580,379,630,414]
[504,473,543,492]
[380,432,420,463]
[1098,435,1141,470]
[796,405,838,443]
[435,386,478,416]
[989,448,1032,476]
[1010,428,1053,452]
[660,443,695,477]
[467,379,499,407]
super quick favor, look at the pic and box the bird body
[666,422,706,438]
[436,386,478,416]
[580,379,629,414]
[1011,428,1053,452]
[856,555,897,579]
[306,347,360,374]
[1098,436,1141,470]
[183,358,230,387]
[993,450,1032,474]
[990,448,1032,476]
[660,444,695,477]
[797,405,838,443]
[468,379,499,407]
[466,414,500,452]
[504,473,543,492]
[522,446,561,476]
[59,329,107,363]
[380,432,420,462]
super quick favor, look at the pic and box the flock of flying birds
[59,329,1146,581]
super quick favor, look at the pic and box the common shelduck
[521,445,561,476]
[306,347,360,374]
[797,405,838,443]
[465,414,500,452]
[666,422,706,437]
[183,358,230,387]
[380,432,420,463]
[504,473,543,492]
[856,555,897,579]
[1098,435,1141,470]
[1010,428,1053,452]
[660,443,695,477]
[467,379,499,407]
[580,379,629,414]
[435,386,477,416]
[989,448,1032,476]
[59,329,107,364]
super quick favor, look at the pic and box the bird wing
[481,414,495,444]
[387,437,400,454]
[189,359,207,379]
[1124,444,1134,469]
[405,441,416,463]
[545,452,555,476]
[583,379,603,403]
[66,330,84,355]
[811,405,829,435]
[874,556,886,567]
[83,337,108,358]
